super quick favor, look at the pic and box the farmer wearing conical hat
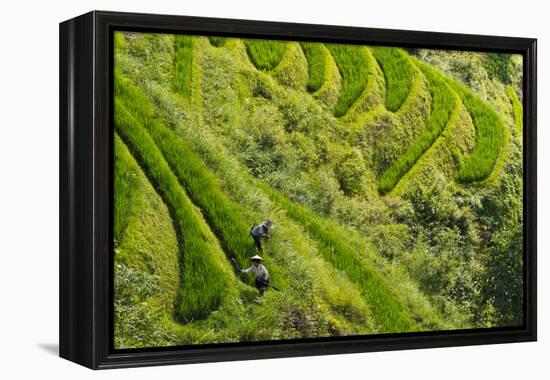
[249,220,273,252]
[240,255,270,295]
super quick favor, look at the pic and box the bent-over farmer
[241,255,270,295]
[249,220,273,252]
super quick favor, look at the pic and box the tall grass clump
[255,182,417,332]
[114,99,231,322]
[448,79,506,183]
[172,35,194,98]
[370,46,415,112]
[115,73,268,278]
[244,39,288,71]
[378,62,457,194]
[507,86,523,133]
[208,36,227,47]
[326,43,370,117]
[300,42,326,92]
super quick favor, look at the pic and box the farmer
[240,255,270,295]
[249,220,273,252]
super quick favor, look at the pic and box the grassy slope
[244,39,288,71]
[114,31,520,347]
[114,135,179,348]
[371,46,415,112]
[326,44,370,117]
[378,62,457,193]
[301,42,326,92]
[508,86,523,133]
[115,89,235,321]
[446,79,507,183]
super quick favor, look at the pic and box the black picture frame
[59,10,537,369]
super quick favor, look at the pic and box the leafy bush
[378,61,457,193]
[244,39,288,71]
[485,53,513,84]
[300,42,326,92]
[371,46,415,112]
[326,43,370,117]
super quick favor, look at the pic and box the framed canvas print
[59,11,537,369]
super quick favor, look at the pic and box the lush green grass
[371,46,415,112]
[326,43,370,117]
[507,86,523,133]
[172,35,194,98]
[447,79,506,183]
[244,39,288,71]
[115,72,285,287]
[114,94,232,322]
[378,62,458,194]
[371,47,415,112]
[300,42,326,92]
[208,36,227,47]
[255,181,418,332]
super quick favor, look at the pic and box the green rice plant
[507,86,523,133]
[172,35,194,98]
[447,79,506,183]
[115,73,280,284]
[378,62,458,194]
[114,100,231,322]
[208,36,227,47]
[370,46,415,112]
[326,43,370,117]
[300,42,326,92]
[244,39,288,71]
[255,182,417,332]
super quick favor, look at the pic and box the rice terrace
[113,31,524,349]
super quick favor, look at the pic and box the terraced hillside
[113,32,524,349]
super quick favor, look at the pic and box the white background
[0,0,547,378]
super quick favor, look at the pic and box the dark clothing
[255,277,269,291]
[252,235,262,251]
[250,224,269,252]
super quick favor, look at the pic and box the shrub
[244,39,288,71]
[371,46,415,112]
[326,43,370,117]
[485,53,513,84]
[300,42,326,92]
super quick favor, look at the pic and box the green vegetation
[378,62,457,193]
[508,86,523,132]
[485,53,514,84]
[208,36,227,47]
[244,39,288,71]
[113,31,524,348]
[114,94,232,322]
[300,42,326,92]
[326,44,370,117]
[258,182,417,332]
[448,79,506,183]
[173,35,194,98]
[371,46,415,112]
